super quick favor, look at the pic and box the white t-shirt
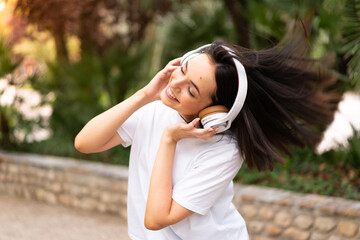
[117,101,249,240]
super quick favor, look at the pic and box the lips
[166,86,179,102]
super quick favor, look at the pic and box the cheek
[181,97,206,113]
[160,88,166,101]
[160,87,167,96]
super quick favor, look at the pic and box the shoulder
[200,133,239,156]
[191,134,243,176]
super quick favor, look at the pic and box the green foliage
[235,130,360,200]
[29,42,152,141]
[156,0,237,65]
[0,39,31,147]
[247,0,289,49]
[342,0,360,89]
[12,133,130,166]
[322,129,360,169]
[11,42,152,163]
[0,40,18,77]
[2,0,360,200]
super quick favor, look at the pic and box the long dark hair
[206,36,340,171]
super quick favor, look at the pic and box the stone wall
[1,151,359,240]
[233,185,360,240]
[0,151,128,220]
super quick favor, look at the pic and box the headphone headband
[181,43,248,132]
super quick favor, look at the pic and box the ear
[199,105,229,129]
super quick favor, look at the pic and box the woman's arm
[145,119,217,230]
[75,58,181,154]
[74,90,150,153]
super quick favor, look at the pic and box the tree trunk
[52,28,69,63]
[223,0,250,48]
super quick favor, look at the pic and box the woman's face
[160,54,217,122]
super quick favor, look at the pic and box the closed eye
[188,87,195,97]
[185,62,201,96]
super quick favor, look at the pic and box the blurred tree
[223,0,250,47]
[221,0,359,90]
[4,0,359,168]
[157,0,237,67]
[0,42,18,77]
[14,0,189,62]
[0,39,22,147]
[342,0,360,89]
[6,0,194,159]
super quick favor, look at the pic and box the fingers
[167,65,179,72]
[168,58,181,66]
[197,127,217,140]
[166,120,218,142]
[163,65,179,76]
[161,58,181,77]
[186,119,218,140]
[190,129,216,140]
[189,118,201,128]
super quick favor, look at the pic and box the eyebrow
[186,61,201,95]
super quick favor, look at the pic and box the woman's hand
[145,118,216,229]
[164,118,218,143]
[142,58,181,102]
[145,118,216,230]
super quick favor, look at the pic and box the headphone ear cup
[199,105,229,119]
[199,105,229,129]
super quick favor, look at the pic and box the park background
[0,0,359,201]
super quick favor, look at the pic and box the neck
[179,113,196,123]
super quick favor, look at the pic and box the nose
[170,69,186,92]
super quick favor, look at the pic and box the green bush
[29,43,152,140]
[9,0,240,163]
[235,130,360,200]
[7,43,152,165]
[0,39,34,147]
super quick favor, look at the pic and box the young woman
[75,39,339,239]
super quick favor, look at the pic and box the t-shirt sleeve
[172,144,243,215]
[116,103,149,147]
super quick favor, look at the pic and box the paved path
[0,194,130,240]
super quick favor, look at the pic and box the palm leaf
[342,0,360,89]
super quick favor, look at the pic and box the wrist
[162,128,178,144]
[135,89,155,104]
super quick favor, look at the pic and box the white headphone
[180,43,248,133]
